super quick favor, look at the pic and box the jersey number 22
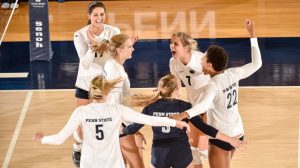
[227,89,237,109]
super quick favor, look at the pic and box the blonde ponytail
[126,74,180,107]
[128,91,160,107]
[91,39,110,55]
[90,75,123,100]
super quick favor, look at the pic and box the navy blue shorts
[75,87,89,99]
[151,142,192,168]
[209,136,244,151]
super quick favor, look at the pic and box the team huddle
[33,1,262,168]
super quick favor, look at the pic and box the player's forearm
[186,103,208,118]
[250,38,262,68]
[215,131,234,144]
[249,30,255,38]
[123,108,176,127]
[141,115,176,127]
[74,32,89,59]
[240,38,262,79]
[41,110,81,145]
[186,84,216,118]
[80,49,95,69]
[41,133,69,145]
[122,123,144,135]
[189,116,218,137]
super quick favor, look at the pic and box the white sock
[191,146,198,151]
[73,143,81,151]
[191,146,203,165]
[198,149,208,159]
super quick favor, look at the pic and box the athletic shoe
[10,3,19,9]
[1,2,9,9]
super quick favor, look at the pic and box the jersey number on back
[95,124,104,140]
[162,126,170,133]
[227,89,237,109]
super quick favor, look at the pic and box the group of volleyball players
[33,1,262,168]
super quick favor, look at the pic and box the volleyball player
[119,74,245,168]
[169,32,210,167]
[72,1,120,167]
[171,19,261,168]
[92,33,147,168]
[33,75,190,168]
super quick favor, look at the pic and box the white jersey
[186,38,262,137]
[103,58,130,104]
[170,50,210,105]
[74,24,121,91]
[41,103,176,168]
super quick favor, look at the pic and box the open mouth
[171,51,176,55]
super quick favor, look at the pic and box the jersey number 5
[227,89,237,109]
[95,124,104,140]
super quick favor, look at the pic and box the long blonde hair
[89,75,123,100]
[91,34,129,58]
[131,74,180,106]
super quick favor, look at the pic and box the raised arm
[74,28,95,69]
[237,19,262,79]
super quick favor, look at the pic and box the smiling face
[89,7,106,28]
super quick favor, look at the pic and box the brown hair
[172,32,198,51]
[87,1,107,25]
[91,34,129,58]
[89,75,123,100]
[206,45,228,71]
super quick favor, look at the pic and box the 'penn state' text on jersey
[186,38,262,137]
[41,103,176,168]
